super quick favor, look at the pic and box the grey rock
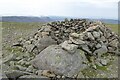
[77,72,84,78]
[23,42,35,52]
[41,70,56,78]
[87,32,95,40]
[4,70,31,79]
[100,59,107,66]
[15,65,27,71]
[0,72,9,80]
[12,42,22,47]
[17,74,49,80]
[31,45,86,77]
[96,43,101,49]
[100,36,106,41]
[60,41,78,54]
[79,44,92,55]
[109,39,118,48]
[92,31,100,38]
[70,33,79,38]
[34,36,57,52]
[3,54,16,63]
[93,45,108,56]
[69,37,85,45]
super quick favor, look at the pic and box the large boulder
[31,45,87,77]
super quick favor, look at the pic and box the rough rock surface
[31,45,87,77]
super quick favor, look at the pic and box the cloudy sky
[0,0,119,19]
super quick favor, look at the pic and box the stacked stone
[11,19,119,79]
[16,19,119,56]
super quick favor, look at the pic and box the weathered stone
[100,59,107,66]
[17,74,49,80]
[79,44,92,55]
[69,37,85,45]
[92,31,100,38]
[96,43,101,49]
[0,72,9,80]
[93,45,108,56]
[77,72,84,78]
[60,41,78,54]
[31,45,86,77]
[3,54,16,63]
[34,36,57,52]
[15,65,27,71]
[87,32,94,40]
[41,70,56,78]
[70,33,79,38]
[4,70,31,79]
[109,39,118,48]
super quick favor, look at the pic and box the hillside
[1,16,118,24]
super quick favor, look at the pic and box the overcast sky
[0,0,119,19]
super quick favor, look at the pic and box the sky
[0,0,119,19]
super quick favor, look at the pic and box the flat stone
[17,74,49,80]
[77,72,84,78]
[31,45,86,77]
[34,36,57,53]
[70,33,79,38]
[96,43,101,49]
[60,41,78,54]
[109,39,118,48]
[100,59,107,66]
[79,44,92,55]
[92,31,100,38]
[4,70,31,79]
[87,32,95,40]
[69,37,85,45]
[93,45,108,56]
[3,54,16,63]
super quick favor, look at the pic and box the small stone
[70,33,79,38]
[100,59,107,66]
[93,45,108,56]
[96,43,101,49]
[60,41,78,54]
[12,42,22,47]
[92,31,100,38]
[100,36,106,41]
[79,44,92,55]
[69,37,85,45]
[17,74,49,80]
[87,32,95,40]
[77,72,84,78]
[15,65,27,71]
[3,54,16,63]
[41,70,56,78]
[4,70,31,79]
[56,75,61,78]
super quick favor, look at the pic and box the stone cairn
[4,19,119,79]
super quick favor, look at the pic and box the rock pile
[17,19,119,56]
[3,19,119,79]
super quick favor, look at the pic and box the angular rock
[31,45,86,77]
[93,45,108,56]
[92,31,100,38]
[4,70,31,79]
[34,36,57,53]
[87,32,94,40]
[60,41,78,54]
[70,33,79,38]
[79,44,92,55]
[17,74,49,80]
